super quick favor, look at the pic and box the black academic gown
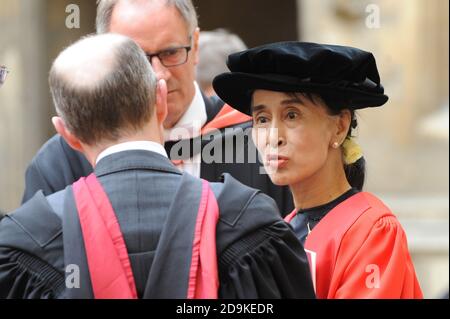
[21,94,294,214]
[0,151,314,299]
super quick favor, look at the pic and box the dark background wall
[193,0,299,47]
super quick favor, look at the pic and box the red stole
[72,174,219,299]
[201,104,251,135]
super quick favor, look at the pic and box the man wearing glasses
[21,0,294,215]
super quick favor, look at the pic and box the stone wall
[0,0,95,213]
[0,0,48,212]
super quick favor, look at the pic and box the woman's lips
[265,154,289,169]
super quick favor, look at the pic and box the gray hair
[197,29,247,90]
[96,0,198,35]
[49,34,157,145]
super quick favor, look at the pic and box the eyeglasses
[146,46,192,67]
[0,66,8,87]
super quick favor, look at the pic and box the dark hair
[290,92,366,191]
[49,35,157,145]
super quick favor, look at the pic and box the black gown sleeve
[218,221,316,299]
[0,192,66,299]
[0,247,65,299]
[22,134,93,203]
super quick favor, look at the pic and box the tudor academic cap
[213,41,389,115]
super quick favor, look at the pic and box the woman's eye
[254,116,269,125]
[287,111,298,120]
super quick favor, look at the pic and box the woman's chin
[267,171,293,187]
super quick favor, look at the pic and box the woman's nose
[268,127,286,148]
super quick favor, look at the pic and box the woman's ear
[52,116,84,153]
[334,110,352,145]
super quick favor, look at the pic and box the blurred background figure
[0,65,8,88]
[196,29,246,97]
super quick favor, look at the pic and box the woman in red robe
[213,41,423,299]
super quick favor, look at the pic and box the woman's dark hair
[289,92,366,191]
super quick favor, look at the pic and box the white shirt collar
[95,141,168,165]
[164,82,207,141]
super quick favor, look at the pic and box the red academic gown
[285,192,423,299]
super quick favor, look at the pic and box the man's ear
[155,79,168,124]
[192,27,200,65]
[52,116,84,153]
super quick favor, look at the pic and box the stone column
[0,0,48,212]
[0,0,96,212]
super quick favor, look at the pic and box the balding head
[52,34,124,88]
[49,33,157,145]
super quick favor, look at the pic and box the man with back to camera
[0,33,315,299]
[21,0,294,214]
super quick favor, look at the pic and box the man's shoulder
[203,93,252,129]
[28,134,86,176]
[211,174,279,220]
[0,191,64,269]
[210,174,283,252]
[22,134,92,201]
[33,134,84,165]
[0,191,66,298]
[203,93,223,118]
[33,134,66,160]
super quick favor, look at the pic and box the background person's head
[197,29,247,97]
[213,42,389,193]
[96,0,199,129]
[49,33,168,165]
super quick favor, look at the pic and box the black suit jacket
[22,94,294,214]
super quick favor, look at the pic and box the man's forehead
[110,0,190,52]
[113,0,168,20]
